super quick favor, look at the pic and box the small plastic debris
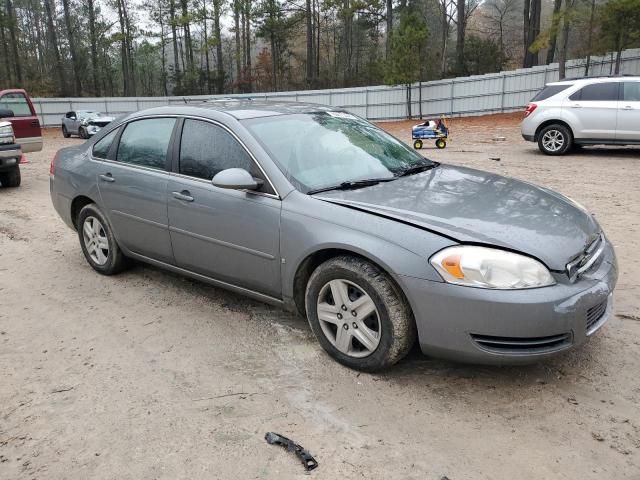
[493,136,506,141]
[489,157,501,161]
[265,432,318,472]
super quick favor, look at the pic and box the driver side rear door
[167,118,282,297]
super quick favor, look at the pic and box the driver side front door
[167,118,282,297]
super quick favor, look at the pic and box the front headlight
[430,246,555,289]
[0,124,15,144]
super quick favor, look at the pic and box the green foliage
[463,35,505,75]
[384,11,429,86]
[600,0,640,52]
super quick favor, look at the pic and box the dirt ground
[1,114,639,479]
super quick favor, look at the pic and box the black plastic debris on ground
[265,432,318,472]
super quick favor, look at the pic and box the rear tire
[77,203,129,275]
[538,124,572,155]
[62,125,71,138]
[435,138,446,149]
[0,166,21,187]
[305,256,416,371]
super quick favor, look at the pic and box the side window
[116,118,176,170]
[569,82,619,101]
[0,93,32,116]
[179,119,273,194]
[623,82,640,102]
[92,129,119,159]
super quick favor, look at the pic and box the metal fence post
[365,88,369,119]
[449,80,455,116]
[500,73,506,113]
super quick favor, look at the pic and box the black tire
[77,203,129,275]
[0,166,21,187]
[435,138,446,149]
[413,139,423,149]
[537,124,572,155]
[79,127,89,139]
[62,125,71,138]
[305,256,416,371]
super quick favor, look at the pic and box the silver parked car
[50,101,618,370]
[62,110,115,139]
[522,76,640,155]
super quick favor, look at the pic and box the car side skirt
[125,250,285,307]
[573,139,640,145]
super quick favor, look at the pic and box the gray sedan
[49,101,618,370]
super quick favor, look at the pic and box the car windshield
[243,112,437,193]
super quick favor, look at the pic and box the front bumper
[0,143,21,171]
[397,240,618,364]
[522,134,535,142]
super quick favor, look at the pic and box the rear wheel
[62,125,71,138]
[305,256,416,371]
[77,203,129,275]
[413,139,423,149]
[435,138,446,149]
[538,124,572,155]
[0,166,21,187]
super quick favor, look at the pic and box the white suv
[521,76,640,155]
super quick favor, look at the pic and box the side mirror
[0,109,14,118]
[212,168,263,191]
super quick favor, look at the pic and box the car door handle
[99,173,115,183]
[623,105,634,110]
[571,103,582,108]
[172,190,194,202]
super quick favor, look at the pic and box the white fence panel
[32,49,640,126]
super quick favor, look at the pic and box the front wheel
[77,203,129,275]
[305,256,416,371]
[435,138,446,149]
[413,139,423,149]
[79,127,89,139]
[0,166,21,187]
[538,124,572,155]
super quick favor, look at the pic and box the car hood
[87,116,115,123]
[315,164,600,271]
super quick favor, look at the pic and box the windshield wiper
[307,178,394,195]
[395,162,440,177]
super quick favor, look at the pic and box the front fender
[280,193,455,301]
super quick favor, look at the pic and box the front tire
[0,166,21,187]
[79,127,89,139]
[77,203,128,275]
[413,139,423,149]
[538,124,572,155]
[305,256,416,371]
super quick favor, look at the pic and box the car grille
[586,300,608,334]
[470,332,572,354]
[89,120,110,127]
[566,234,604,282]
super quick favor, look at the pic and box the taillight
[524,103,537,118]
[50,151,58,176]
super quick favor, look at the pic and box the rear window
[531,85,573,101]
[569,82,620,101]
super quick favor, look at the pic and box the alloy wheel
[542,129,565,152]
[82,216,109,265]
[316,279,381,358]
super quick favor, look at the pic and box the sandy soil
[1,117,639,479]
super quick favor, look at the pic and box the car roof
[127,99,345,121]
[547,75,640,86]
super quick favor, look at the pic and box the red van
[0,89,42,153]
